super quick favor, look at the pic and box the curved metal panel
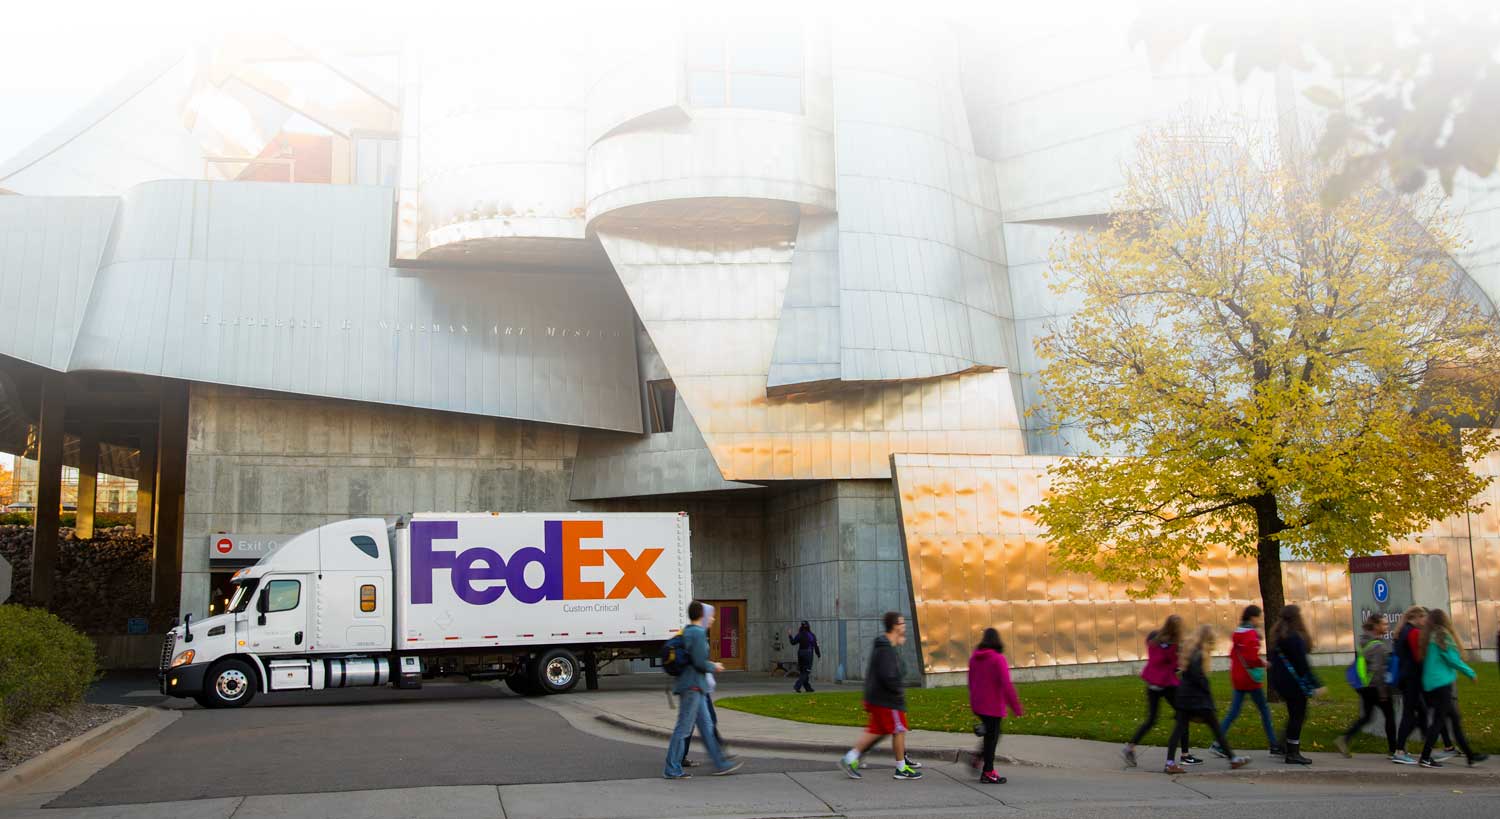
[66,180,642,432]
[0,197,119,371]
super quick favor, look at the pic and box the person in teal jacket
[1417,609,1488,768]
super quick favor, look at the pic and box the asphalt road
[52,681,823,808]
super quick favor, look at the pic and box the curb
[0,707,152,793]
[1184,764,1500,786]
[593,713,1039,767]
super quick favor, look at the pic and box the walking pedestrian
[681,605,730,768]
[789,621,821,693]
[1416,609,1488,768]
[838,612,924,780]
[663,601,743,779]
[1392,606,1456,763]
[968,627,1023,784]
[1163,625,1251,774]
[1122,615,1198,767]
[1268,604,1325,765]
[1212,605,1280,758]
[1335,614,1396,759]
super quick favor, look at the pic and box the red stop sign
[215,538,233,555]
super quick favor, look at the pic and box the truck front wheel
[202,659,258,709]
[534,648,580,695]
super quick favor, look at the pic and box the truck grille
[159,632,176,673]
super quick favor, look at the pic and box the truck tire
[202,659,257,708]
[533,648,580,695]
[504,670,543,696]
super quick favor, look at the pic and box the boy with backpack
[1335,614,1396,759]
[662,601,743,779]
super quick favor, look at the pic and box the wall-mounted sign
[208,533,288,562]
[1348,553,1449,638]
[127,617,149,635]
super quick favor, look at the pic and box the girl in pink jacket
[968,628,1024,783]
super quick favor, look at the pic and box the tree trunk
[1252,493,1287,631]
[1252,493,1287,701]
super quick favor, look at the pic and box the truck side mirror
[257,588,269,625]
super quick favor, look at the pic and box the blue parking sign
[1373,577,1389,604]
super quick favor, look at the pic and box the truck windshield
[229,579,260,613]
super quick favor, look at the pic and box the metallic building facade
[3,10,1500,678]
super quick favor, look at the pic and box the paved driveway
[52,681,823,808]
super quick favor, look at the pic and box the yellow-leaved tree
[1032,117,1500,627]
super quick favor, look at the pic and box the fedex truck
[158,512,691,708]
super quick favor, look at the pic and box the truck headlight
[170,650,195,668]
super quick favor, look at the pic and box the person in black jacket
[1164,625,1251,774]
[838,612,923,780]
[789,621,822,693]
[1268,605,1326,765]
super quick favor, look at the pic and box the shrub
[0,605,97,742]
[0,512,136,528]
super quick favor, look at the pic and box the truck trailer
[159,512,692,708]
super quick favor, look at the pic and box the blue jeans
[1219,688,1278,746]
[665,688,729,776]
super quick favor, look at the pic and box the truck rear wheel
[202,659,257,708]
[533,648,580,695]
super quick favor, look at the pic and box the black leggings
[1169,708,1232,761]
[1277,686,1309,745]
[1420,686,1473,760]
[1343,687,1396,753]
[1395,678,1453,749]
[976,715,1003,773]
[1129,686,1189,751]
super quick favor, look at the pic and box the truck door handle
[295,631,303,645]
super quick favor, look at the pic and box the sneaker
[1208,743,1229,759]
[980,770,1006,784]
[1230,756,1251,770]
[1435,748,1459,761]
[893,765,924,780]
[1419,757,1443,768]
[1334,735,1351,758]
[1268,745,1284,757]
[711,760,744,776]
[1468,753,1489,767]
[1122,746,1137,768]
[1391,751,1418,765]
[840,755,862,779]
[903,756,924,769]
[1180,754,1204,765]
[664,772,692,780]
[1164,761,1187,775]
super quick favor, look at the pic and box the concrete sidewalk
[541,672,1500,783]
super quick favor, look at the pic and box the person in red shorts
[839,612,923,780]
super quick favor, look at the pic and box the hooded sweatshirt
[1421,633,1476,692]
[863,634,906,710]
[1228,623,1268,691]
[1140,630,1181,688]
[968,648,1024,718]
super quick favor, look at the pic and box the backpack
[1345,639,1381,689]
[660,635,686,676]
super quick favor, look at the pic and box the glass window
[648,380,676,434]
[266,579,301,613]
[684,29,803,114]
[354,135,399,186]
[351,535,379,559]
[728,74,803,115]
[230,579,260,613]
[687,71,728,106]
[359,584,377,613]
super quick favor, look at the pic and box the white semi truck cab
[159,512,691,708]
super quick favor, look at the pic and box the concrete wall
[181,384,580,621]
[764,480,916,683]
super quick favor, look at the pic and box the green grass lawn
[718,667,1499,754]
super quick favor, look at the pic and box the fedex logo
[410,519,665,605]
